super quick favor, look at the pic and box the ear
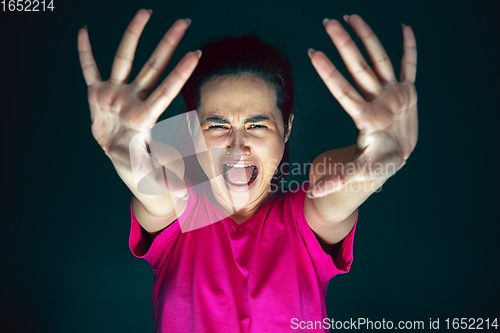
[284,114,294,143]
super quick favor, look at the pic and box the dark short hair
[181,33,294,186]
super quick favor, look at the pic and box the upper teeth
[226,164,252,168]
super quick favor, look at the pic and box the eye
[248,124,268,129]
[208,124,228,130]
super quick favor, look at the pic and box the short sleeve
[128,179,197,269]
[288,182,357,283]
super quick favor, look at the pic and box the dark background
[1,0,498,332]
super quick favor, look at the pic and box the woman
[78,9,417,332]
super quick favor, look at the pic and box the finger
[78,26,102,86]
[131,19,191,97]
[344,15,397,85]
[110,9,152,85]
[400,24,417,83]
[323,18,382,99]
[309,50,367,125]
[144,50,202,124]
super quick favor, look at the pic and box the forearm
[113,164,180,217]
[309,145,387,223]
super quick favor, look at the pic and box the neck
[212,185,274,224]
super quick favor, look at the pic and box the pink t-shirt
[129,181,357,332]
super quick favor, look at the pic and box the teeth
[226,164,252,168]
[221,164,258,186]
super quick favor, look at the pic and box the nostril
[226,148,241,157]
[226,146,250,157]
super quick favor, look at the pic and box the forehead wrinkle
[198,76,281,124]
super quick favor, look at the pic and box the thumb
[309,161,363,198]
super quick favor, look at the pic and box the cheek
[194,127,228,147]
[193,133,225,178]
[257,137,285,175]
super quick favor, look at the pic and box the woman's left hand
[308,15,418,197]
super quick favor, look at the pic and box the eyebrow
[204,115,271,124]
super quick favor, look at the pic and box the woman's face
[193,74,291,212]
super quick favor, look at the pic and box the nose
[226,128,250,157]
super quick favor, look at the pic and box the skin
[78,10,418,252]
[78,11,197,236]
[304,15,417,251]
[194,74,292,224]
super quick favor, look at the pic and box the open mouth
[221,163,259,187]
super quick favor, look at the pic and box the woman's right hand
[78,9,200,197]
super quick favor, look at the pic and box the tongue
[225,166,254,185]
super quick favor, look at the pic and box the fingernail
[185,18,191,26]
[147,9,153,14]
[306,189,315,199]
[307,48,316,58]
[343,15,350,23]
[322,18,329,26]
[194,49,202,59]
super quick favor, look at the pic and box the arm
[304,15,418,252]
[78,9,201,234]
[114,161,187,235]
[305,145,386,253]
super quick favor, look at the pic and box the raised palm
[78,10,200,168]
[78,9,200,194]
[309,15,418,196]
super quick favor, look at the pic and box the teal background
[0,0,497,332]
